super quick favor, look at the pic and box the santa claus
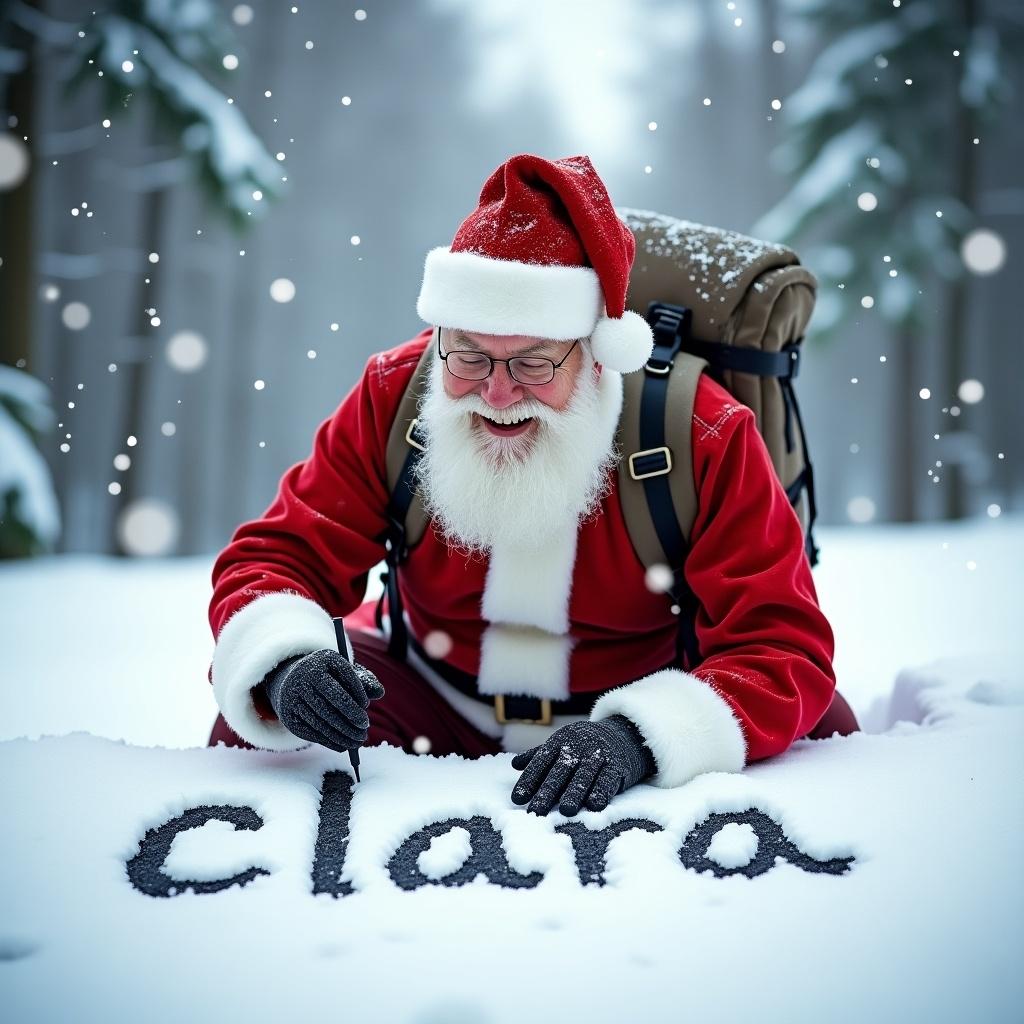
[207,153,857,817]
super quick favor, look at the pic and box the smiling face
[439,327,599,448]
[414,326,617,554]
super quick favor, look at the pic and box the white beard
[413,346,620,556]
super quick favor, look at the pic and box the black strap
[686,338,801,453]
[784,393,820,568]
[686,333,817,564]
[682,336,801,380]
[785,467,808,507]
[409,636,599,716]
[780,378,795,453]
[375,420,426,660]
[638,303,702,671]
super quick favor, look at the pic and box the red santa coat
[209,328,836,789]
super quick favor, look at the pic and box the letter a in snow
[387,816,545,891]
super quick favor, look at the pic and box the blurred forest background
[1,0,1021,558]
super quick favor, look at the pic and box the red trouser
[207,628,860,755]
[208,629,503,756]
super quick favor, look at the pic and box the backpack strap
[616,302,707,670]
[681,334,819,568]
[780,360,820,567]
[377,335,434,659]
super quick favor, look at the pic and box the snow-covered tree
[68,0,283,226]
[0,365,60,558]
[1,0,286,554]
[755,0,1023,519]
[63,2,286,553]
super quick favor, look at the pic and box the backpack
[376,208,820,672]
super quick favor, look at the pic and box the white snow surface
[417,826,474,880]
[163,817,266,883]
[1,517,1022,1022]
[705,821,758,869]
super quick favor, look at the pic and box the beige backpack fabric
[618,207,818,565]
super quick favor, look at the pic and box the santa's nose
[478,362,523,409]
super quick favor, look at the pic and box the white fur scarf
[475,367,624,700]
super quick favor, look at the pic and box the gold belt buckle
[494,694,553,726]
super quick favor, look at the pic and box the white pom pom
[589,310,655,374]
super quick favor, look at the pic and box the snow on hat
[416,153,655,374]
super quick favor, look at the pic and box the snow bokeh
[960,228,1006,275]
[0,132,29,189]
[165,330,208,372]
[269,277,296,303]
[60,301,91,330]
[115,498,180,557]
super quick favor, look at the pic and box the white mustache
[447,392,559,427]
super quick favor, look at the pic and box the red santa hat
[416,153,654,374]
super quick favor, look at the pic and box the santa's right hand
[261,649,385,752]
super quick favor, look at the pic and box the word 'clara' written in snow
[127,772,855,897]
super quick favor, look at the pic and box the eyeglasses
[436,329,578,386]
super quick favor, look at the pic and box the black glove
[261,649,385,753]
[509,715,657,816]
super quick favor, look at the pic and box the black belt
[409,635,599,725]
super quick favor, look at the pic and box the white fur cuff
[211,591,341,751]
[590,669,747,787]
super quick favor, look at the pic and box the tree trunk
[891,326,918,522]
[0,17,35,370]
[111,185,167,554]
[943,0,980,520]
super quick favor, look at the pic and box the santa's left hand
[509,715,657,816]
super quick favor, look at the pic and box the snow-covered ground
[1,517,1022,1022]
[1,517,1019,746]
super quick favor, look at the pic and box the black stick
[332,617,361,783]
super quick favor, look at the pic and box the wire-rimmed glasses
[437,329,579,386]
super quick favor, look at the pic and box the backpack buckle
[405,417,426,452]
[785,347,801,380]
[384,527,409,564]
[643,302,692,376]
[643,358,672,376]
[628,446,673,480]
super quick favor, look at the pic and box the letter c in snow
[126,805,271,898]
